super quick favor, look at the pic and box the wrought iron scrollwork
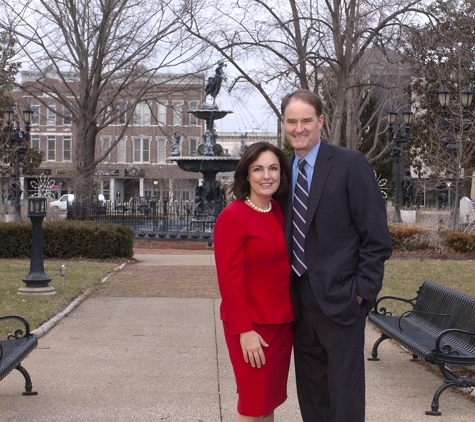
[372,294,418,315]
[0,315,31,340]
[398,310,450,331]
[8,329,26,340]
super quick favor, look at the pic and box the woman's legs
[235,411,274,422]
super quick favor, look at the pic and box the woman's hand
[239,330,269,368]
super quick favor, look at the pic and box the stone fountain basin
[168,156,240,173]
[188,109,234,121]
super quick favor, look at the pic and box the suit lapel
[305,142,333,233]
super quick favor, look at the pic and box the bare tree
[403,0,475,228]
[0,0,205,200]
[184,0,424,163]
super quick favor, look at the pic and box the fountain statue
[168,60,240,229]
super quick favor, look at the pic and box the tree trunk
[73,120,99,201]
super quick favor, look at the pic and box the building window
[47,101,56,126]
[188,101,199,125]
[31,102,40,125]
[134,102,151,125]
[157,138,166,163]
[172,101,183,126]
[63,136,71,161]
[176,190,190,201]
[63,106,72,125]
[118,101,126,124]
[157,101,167,125]
[133,137,150,162]
[101,137,110,163]
[189,138,197,156]
[117,137,126,163]
[31,135,40,150]
[47,135,56,161]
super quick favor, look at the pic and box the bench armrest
[434,328,475,357]
[0,315,32,339]
[372,294,418,316]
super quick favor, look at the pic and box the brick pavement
[96,265,220,298]
[96,249,220,298]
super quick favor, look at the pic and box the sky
[213,88,278,134]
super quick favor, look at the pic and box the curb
[31,262,128,339]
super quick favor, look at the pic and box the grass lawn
[382,259,475,315]
[0,259,120,338]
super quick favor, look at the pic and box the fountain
[168,60,240,229]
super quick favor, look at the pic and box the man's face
[283,99,324,157]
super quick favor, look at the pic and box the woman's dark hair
[281,89,323,117]
[230,141,290,201]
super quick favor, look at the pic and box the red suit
[214,199,293,416]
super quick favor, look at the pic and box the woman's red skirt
[223,321,293,417]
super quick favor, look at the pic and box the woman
[214,142,293,422]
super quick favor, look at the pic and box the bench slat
[0,336,38,382]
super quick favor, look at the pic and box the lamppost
[387,108,414,223]
[19,197,56,295]
[4,105,34,221]
[437,85,473,229]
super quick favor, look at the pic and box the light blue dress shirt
[291,140,322,198]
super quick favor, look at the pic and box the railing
[68,199,228,241]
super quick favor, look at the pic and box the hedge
[0,220,133,259]
[444,230,475,253]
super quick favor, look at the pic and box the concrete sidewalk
[0,252,474,421]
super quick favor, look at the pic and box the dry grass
[0,259,119,338]
[381,259,475,315]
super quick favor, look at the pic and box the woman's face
[247,150,281,201]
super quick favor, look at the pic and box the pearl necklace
[245,197,272,213]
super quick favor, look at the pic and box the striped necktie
[292,159,308,276]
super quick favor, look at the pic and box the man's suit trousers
[292,272,366,422]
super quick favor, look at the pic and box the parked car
[49,194,75,211]
[115,196,152,214]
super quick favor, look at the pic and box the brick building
[10,71,206,204]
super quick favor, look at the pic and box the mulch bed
[390,249,475,260]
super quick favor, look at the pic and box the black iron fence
[68,199,229,242]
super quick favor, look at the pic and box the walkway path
[0,249,474,421]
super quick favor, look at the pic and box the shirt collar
[293,140,321,169]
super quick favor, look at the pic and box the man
[281,89,392,422]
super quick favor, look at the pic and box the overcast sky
[214,91,278,134]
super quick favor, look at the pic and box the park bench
[367,280,475,416]
[0,315,38,396]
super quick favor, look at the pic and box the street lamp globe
[4,106,15,125]
[403,108,414,126]
[22,105,34,126]
[438,85,451,108]
[387,110,397,125]
[461,86,473,109]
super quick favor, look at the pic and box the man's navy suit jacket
[283,141,393,325]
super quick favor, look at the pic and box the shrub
[0,221,133,259]
[0,222,31,257]
[388,224,430,251]
[444,230,475,253]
